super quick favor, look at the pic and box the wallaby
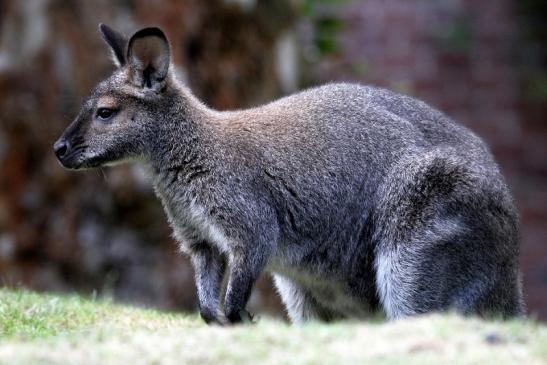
[54,24,524,324]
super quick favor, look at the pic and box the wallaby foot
[374,151,522,319]
[223,309,255,325]
[191,243,226,325]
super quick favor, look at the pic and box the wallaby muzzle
[53,125,87,170]
[53,136,80,169]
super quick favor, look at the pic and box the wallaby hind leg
[273,274,341,323]
[375,224,523,320]
[373,149,522,319]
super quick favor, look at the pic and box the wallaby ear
[126,27,170,91]
[98,23,128,67]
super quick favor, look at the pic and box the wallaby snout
[54,24,173,171]
[53,125,87,169]
[53,138,68,160]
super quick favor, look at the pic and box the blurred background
[0,0,545,321]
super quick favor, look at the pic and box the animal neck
[145,83,220,180]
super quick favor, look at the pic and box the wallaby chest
[153,175,230,254]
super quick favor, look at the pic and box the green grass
[0,288,546,365]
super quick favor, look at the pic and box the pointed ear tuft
[98,23,128,67]
[127,27,171,91]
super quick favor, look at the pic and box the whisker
[71,145,88,153]
[99,168,107,181]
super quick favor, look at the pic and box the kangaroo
[54,24,524,324]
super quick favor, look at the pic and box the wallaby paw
[200,308,228,326]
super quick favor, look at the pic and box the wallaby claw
[239,309,256,324]
[222,309,256,325]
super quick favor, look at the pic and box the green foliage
[443,18,473,52]
[315,18,345,54]
[432,16,473,53]
[299,0,349,56]
[299,0,348,17]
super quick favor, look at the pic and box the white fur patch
[186,198,231,254]
[375,251,399,319]
[155,178,231,256]
[273,274,314,323]
[375,251,418,320]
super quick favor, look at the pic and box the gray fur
[54,25,524,324]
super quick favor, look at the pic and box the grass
[0,288,546,365]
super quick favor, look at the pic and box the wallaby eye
[96,108,116,120]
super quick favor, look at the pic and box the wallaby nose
[53,139,68,159]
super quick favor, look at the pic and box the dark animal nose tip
[54,139,68,159]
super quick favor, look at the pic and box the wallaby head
[54,24,174,169]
